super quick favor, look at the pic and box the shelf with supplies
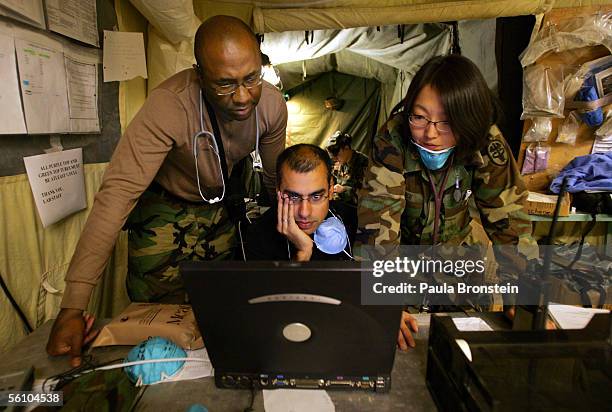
[528,213,612,256]
[528,213,612,222]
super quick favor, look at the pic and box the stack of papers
[592,134,612,154]
[548,303,610,329]
[452,317,493,332]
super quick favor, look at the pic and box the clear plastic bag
[564,64,589,101]
[520,13,612,67]
[520,23,560,67]
[521,143,551,175]
[521,65,565,119]
[556,111,580,144]
[595,110,612,138]
[523,117,552,142]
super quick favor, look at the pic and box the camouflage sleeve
[473,127,538,277]
[355,127,406,259]
[353,153,369,192]
[345,152,369,205]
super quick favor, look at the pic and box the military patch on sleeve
[487,140,508,166]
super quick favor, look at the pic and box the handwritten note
[103,30,147,82]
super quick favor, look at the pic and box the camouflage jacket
[332,150,369,206]
[356,114,537,277]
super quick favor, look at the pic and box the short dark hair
[326,131,353,156]
[276,144,333,186]
[402,54,501,161]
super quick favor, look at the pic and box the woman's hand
[397,311,419,350]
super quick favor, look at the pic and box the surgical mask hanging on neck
[313,211,352,258]
[413,141,455,170]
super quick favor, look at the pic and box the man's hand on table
[46,308,99,367]
[397,311,419,351]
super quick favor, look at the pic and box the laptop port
[272,378,289,387]
[221,375,236,387]
[260,377,269,386]
[327,380,355,388]
[290,378,324,389]
[238,376,252,387]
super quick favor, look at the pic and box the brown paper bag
[91,303,203,349]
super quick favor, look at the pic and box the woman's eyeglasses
[408,114,452,133]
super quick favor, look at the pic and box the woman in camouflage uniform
[357,55,536,350]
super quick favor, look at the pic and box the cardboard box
[525,192,571,217]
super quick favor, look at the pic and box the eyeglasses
[408,114,452,133]
[210,74,264,96]
[283,192,329,205]
[195,65,264,96]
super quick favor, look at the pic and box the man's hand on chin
[277,191,313,261]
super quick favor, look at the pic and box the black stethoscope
[192,89,262,204]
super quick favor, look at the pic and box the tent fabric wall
[139,0,604,101]
[128,0,200,45]
[262,24,451,134]
[252,0,555,33]
[116,0,149,132]
[0,164,129,353]
[146,24,196,92]
[285,72,381,152]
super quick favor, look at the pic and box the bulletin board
[517,4,612,193]
[0,0,122,177]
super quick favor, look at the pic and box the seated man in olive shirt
[246,144,356,261]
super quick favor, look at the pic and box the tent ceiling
[261,24,450,72]
[261,24,451,130]
[251,0,555,32]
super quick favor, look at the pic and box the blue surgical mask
[314,215,349,256]
[413,141,455,170]
[124,337,187,385]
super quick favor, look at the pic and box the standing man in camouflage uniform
[47,15,287,366]
[326,131,369,208]
[357,55,536,350]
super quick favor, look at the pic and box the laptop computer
[181,260,401,392]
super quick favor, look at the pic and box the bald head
[194,15,260,68]
[193,15,263,121]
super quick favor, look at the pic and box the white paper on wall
[102,30,147,82]
[14,29,70,133]
[23,148,87,227]
[46,0,99,47]
[0,29,26,134]
[0,0,45,30]
[63,41,100,132]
